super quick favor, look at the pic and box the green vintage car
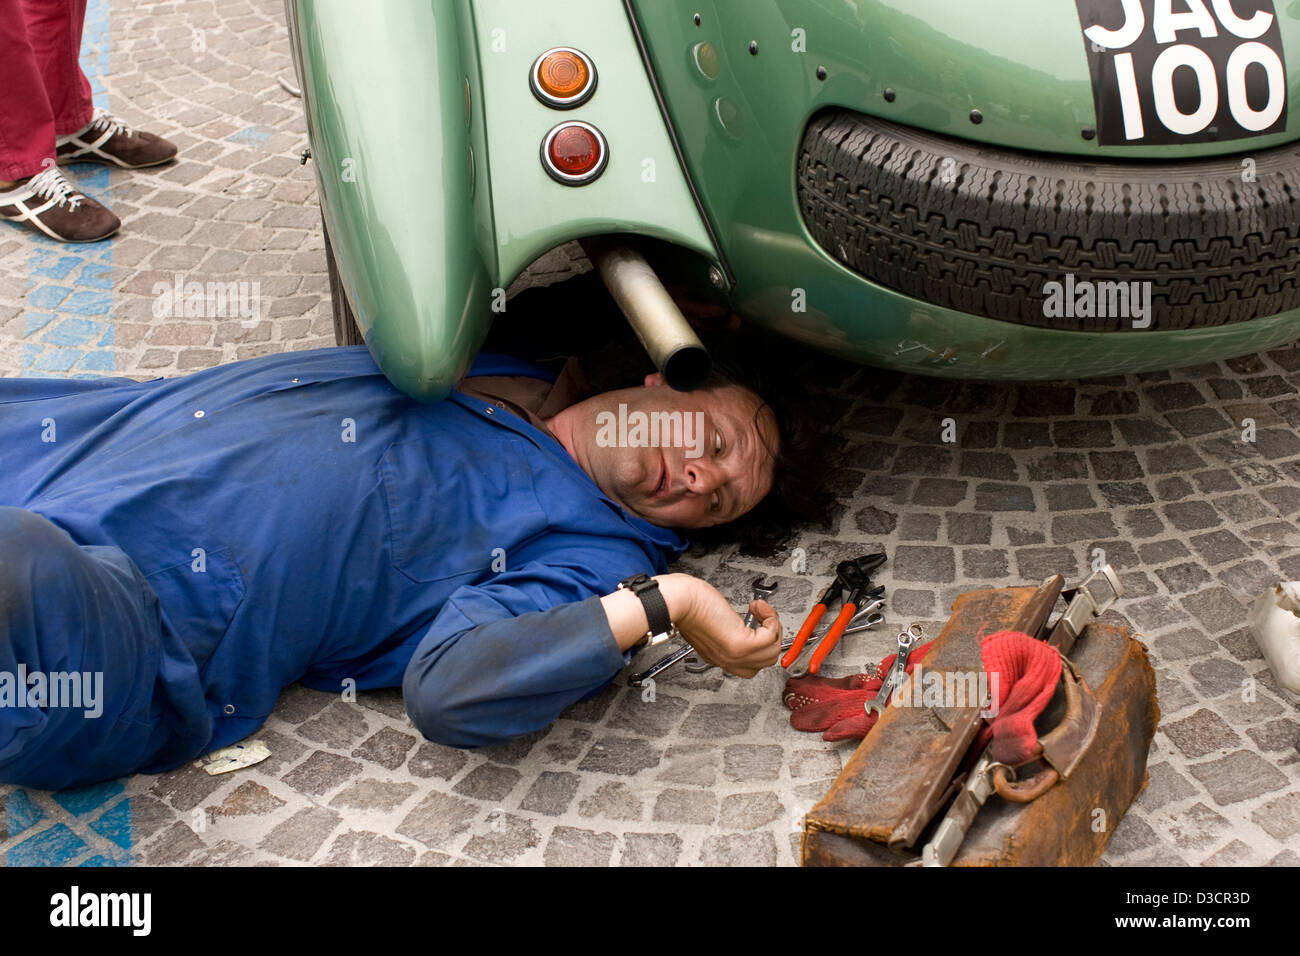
[284,0,1300,400]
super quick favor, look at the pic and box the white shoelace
[23,167,83,211]
[86,107,133,139]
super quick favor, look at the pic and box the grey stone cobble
[461,815,541,865]
[451,765,522,803]
[1,0,1298,870]
[1188,752,1291,806]
[259,807,342,862]
[282,751,363,797]
[619,833,681,866]
[700,832,778,866]
[543,826,616,867]
[519,772,581,817]
[328,779,417,813]
[1161,709,1243,759]
[578,782,645,822]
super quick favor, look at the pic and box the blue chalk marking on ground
[79,349,116,370]
[32,348,83,371]
[78,260,114,288]
[4,789,47,837]
[27,284,72,311]
[52,780,125,817]
[90,798,133,848]
[8,823,89,866]
[42,316,105,346]
[227,126,271,146]
[60,289,112,315]
[31,252,83,280]
[85,799,139,864]
[23,312,56,335]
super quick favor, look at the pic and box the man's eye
[714,430,723,456]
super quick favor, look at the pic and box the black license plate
[1075,0,1288,145]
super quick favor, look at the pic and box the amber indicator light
[530,47,597,108]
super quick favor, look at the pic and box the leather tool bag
[802,584,1159,866]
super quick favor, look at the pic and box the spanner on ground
[864,622,924,715]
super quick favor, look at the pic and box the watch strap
[618,574,674,644]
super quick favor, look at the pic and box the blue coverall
[0,346,685,790]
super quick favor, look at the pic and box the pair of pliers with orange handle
[781,553,888,675]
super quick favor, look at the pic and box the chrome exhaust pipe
[582,240,712,391]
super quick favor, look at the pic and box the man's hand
[604,573,781,677]
[672,574,781,677]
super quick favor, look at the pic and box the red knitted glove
[972,629,1062,766]
[783,641,935,741]
[782,630,1062,754]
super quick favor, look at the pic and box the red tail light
[541,121,608,185]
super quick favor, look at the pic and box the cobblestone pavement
[2,0,1299,867]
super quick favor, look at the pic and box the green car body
[286,0,1300,401]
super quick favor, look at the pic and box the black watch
[617,573,677,647]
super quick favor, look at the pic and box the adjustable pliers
[781,553,888,674]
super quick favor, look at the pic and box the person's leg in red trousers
[0,0,91,185]
[0,0,174,241]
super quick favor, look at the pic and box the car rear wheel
[797,110,1300,332]
[322,215,364,346]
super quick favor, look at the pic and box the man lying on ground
[0,321,818,790]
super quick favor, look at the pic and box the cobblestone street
[1,0,1298,867]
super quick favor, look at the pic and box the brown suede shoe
[0,167,121,242]
[56,108,178,169]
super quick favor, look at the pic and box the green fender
[289,0,493,401]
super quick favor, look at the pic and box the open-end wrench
[687,576,779,672]
[843,596,887,635]
[627,642,691,687]
[864,623,924,716]
[742,576,780,629]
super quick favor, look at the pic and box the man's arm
[600,573,780,676]
[402,560,780,748]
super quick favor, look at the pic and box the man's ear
[643,371,666,388]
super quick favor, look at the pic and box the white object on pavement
[200,739,272,775]
[1249,582,1300,702]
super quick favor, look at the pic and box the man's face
[557,373,778,529]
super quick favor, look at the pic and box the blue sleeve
[401,556,648,748]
